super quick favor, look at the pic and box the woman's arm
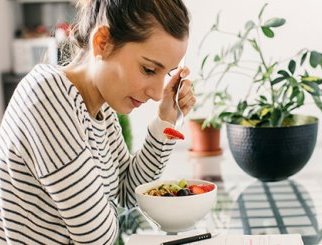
[115,115,176,208]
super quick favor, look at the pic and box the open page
[127,234,303,245]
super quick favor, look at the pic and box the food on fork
[163,127,184,140]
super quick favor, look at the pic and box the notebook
[127,233,303,245]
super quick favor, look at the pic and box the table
[116,141,322,245]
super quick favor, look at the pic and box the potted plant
[195,4,322,181]
[189,34,232,157]
[189,91,230,156]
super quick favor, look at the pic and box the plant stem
[205,62,223,80]
[206,71,254,80]
[215,65,231,90]
[216,29,242,38]
[256,29,275,106]
[198,30,213,55]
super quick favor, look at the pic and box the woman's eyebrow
[169,67,178,72]
[142,56,165,69]
[142,57,178,72]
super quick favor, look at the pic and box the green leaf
[271,76,285,85]
[261,26,274,38]
[290,86,300,100]
[275,85,287,101]
[284,101,295,111]
[270,108,283,127]
[260,107,271,118]
[263,18,286,28]
[296,91,305,106]
[301,76,322,84]
[237,101,247,112]
[249,39,260,52]
[219,112,232,117]
[313,96,322,111]
[219,112,243,124]
[201,54,209,71]
[301,81,320,96]
[262,64,275,81]
[214,55,221,62]
[277,70,290,78]
[213,12,221,31]
[117,114,133,152]
[285,85,293,100]
[309,51,322,68]
[258,3,268,21]
[288,77,298,86]
[288,60,296,74]
[202,116,222,129]
[300,51,308,66]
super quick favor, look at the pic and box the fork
[175,79,184,130]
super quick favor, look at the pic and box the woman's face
[93,28,188,114]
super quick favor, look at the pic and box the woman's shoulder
[14,64,80,114]
[24,64,72,93]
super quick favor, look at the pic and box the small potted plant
[189,24,232,157]
[189,88,230,157]
[195,4,322,181]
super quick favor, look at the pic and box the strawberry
[188,185,206,195]
[163,128,185,140]
[199,184,215,192]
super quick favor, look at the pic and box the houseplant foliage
[195,4,322,181]
[198,3,322,126]
[117,114,133,152]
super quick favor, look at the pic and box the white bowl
[135,179,217,233]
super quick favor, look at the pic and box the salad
[144,179,215,197]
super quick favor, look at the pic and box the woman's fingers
[158,66,195,123]
[164,66,190,93]
[177,79,196,116]
[180,66,190,78]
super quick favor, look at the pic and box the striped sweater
[0,64,175,244]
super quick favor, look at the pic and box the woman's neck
[62,63,104,118]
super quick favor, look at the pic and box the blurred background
[0,0,322,152]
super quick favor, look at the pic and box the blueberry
[176,188,190,196]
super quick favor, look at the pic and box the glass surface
[116,144,322,245]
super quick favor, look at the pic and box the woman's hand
[158,67,196,125]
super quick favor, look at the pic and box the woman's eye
[142,66,156,76]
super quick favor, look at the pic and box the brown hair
[61,0,190,64]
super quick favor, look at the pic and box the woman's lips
[130,97,144,108]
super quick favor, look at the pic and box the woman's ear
[92,25,113,57]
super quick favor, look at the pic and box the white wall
[130,0,322,151]
[0,1,12,119]
[1,1,321,148]
[0,0,16,121]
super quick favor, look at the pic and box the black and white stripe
[0,64,175,244]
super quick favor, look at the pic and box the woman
[0,0,195,244]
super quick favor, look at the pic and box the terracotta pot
[189,119,222,157]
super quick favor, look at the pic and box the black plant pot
[226,115,318,182]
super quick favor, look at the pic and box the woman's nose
[145,79,164,101]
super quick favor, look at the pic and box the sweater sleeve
[37,149,118,244]
[116,116,176,208]
[15,69,119,244]
[24,107,119,244]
